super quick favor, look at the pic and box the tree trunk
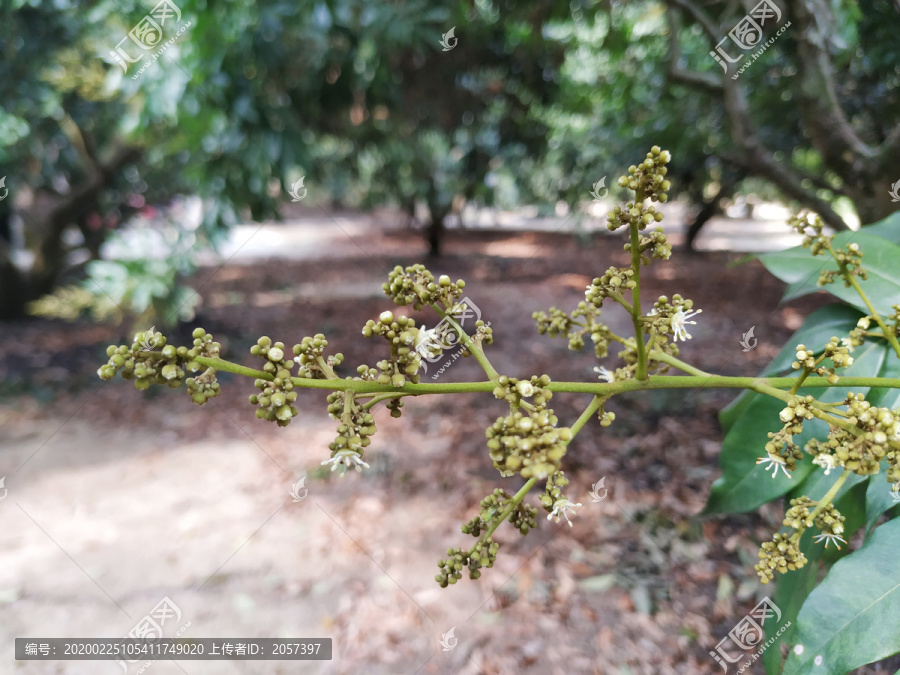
[426,177,450,258]
[0,239,27,319]
[427,202,449,257]
[685,173,743,251]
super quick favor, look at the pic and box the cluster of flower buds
[789,213,867,287]
[791,339,853,384]
[539,471,582,527]
[321,391,375,473]
[820,242,867,288]
[889,306,900,334]
[606,146,671,232]
[789,212,833,256]
[460,488,538,538]
[755,531,808,584]
[807,393,900,479]
[812,502,846,550]
[624,226,672,262]
[436,538,500,587]
[292,334,342,379]
[755,497,846,583]
[533,302,612,358]
[383,264,466,311]
[98,327,221,398]
[756,396,815,478]
[585,266,636,309]
[458,316,494,356]
[248,336,298,426]
[491,374,553,409]
[647,295,702,345]
[486,408,571,479]
[186,368,220,405]
[361,311,424,387]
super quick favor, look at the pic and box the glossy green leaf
[759,232,900,316]
[861,212,900,245]
[864,473,900,535]
[783,518,900,674]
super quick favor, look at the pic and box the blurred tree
[533,0,899,248]
[0,0,576,320]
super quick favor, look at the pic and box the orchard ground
[2,210,897,674]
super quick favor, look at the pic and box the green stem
[360,392,410,410]
[192,356,900,398]
[629,219,648,380]
[430,302,500,382]
[316,356,338,380]
[828,242,900,358]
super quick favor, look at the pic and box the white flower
[594,366,615,383]
[840,336,855,353]
[415,326,442,355]
[756,453,791,479]
[516,380,534,397]
[321,449,371,475]
[671,307,702,342]
[547,498,583,527]
[812,453,838,475]
[813,532,846,550]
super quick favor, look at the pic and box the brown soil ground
[1,219,895,674]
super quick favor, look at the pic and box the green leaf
[861,212,900,245]
[864,473,900,535]
[759,232,900,316]
[782,517,900,674]
[720,305,863,433]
